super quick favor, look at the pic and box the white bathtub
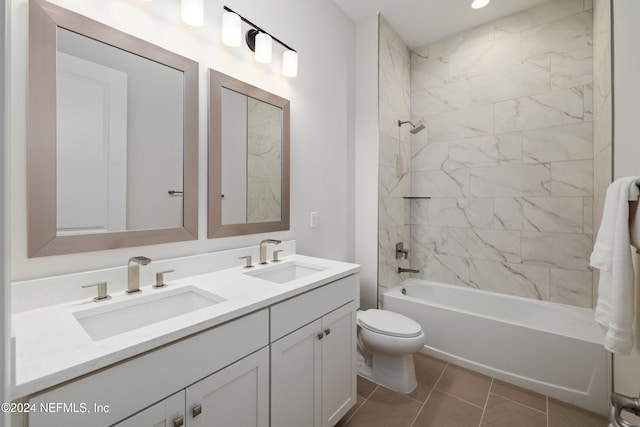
[383,279,609,414]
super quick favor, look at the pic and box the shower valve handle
[396,242,409,259]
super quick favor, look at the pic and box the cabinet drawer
[270,274,358,341]
[28,309,268,427]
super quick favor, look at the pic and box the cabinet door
[185,346,269,427]
[322,301,357,427]
[113,391,185,427]
[271,319,322,427]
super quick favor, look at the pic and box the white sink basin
[74,287,225,341]
[245,261,325,284]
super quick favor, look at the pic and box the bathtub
[383,279,609,415]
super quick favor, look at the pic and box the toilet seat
[358,309,422,338]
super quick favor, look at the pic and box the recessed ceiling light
[471,0,490,9]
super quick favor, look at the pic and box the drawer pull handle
[317,332,324,340]
[192,404,202,418]
[173,416,184,427]
[324,328,331,336]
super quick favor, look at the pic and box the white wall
[354,14,379,310]
[1,0,8,422]
[612,0,640,423]
[7,0,356,281]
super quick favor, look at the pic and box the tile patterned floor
[337,354,609,427]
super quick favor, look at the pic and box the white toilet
[356,309,425,393]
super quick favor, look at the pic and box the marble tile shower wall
[378,15,412,301]
[591,0,612,301]
[409,0,595,307]
[247,98,282,223]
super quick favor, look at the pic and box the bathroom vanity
[12,249,359,427]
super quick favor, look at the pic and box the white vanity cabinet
[184,346,269,427]
[22,269,360,427]
[113,347,270,427]
[270,274,358,427]
[111,391,185,427]
[27,309,269,427]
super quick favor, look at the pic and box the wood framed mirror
[208,70,290,238]
[28,0,199,257]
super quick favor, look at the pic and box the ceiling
[332,0,549,49]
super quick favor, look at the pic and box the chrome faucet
[259,239,281,264]
[127,256,152,294]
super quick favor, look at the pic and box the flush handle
[317,332,324,340]
[173,415,184,427]
[324,328,331,336]
[192,404,202,418]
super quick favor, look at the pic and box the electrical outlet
[310,211,318,228]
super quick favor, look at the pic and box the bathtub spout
[398,267,420,274]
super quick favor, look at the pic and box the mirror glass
[28,0,198,256]
[209,70,290,238]
[56,28,184,235]
[221,88,282,225]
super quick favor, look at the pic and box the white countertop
[12,254,360,399]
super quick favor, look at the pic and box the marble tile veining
[406,0,595,307]
[379,15,411,291]
[494,87,584,134]
[521,10,593,62]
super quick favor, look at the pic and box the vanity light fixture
[253,31,273,63]
[282,50,298,77]
[471,0,490,9]
[181,0,204,27]
[222,6,298,77]
[221,10,242,46]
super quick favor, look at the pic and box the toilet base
[356,350,417,394]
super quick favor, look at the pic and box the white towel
[590,176,640,355]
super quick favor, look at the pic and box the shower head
[410,124,425,134]
[398,120,426,134]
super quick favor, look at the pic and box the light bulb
[222,12,241,46]
[181,0,204,27]
[282,50,298,77]
[471,0,490,9]
[255,32,272,63]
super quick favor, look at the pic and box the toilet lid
[358,309,423,338]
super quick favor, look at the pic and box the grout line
[342,382,379,426]
[436,389,486,410]
[409,361,450,427]
[546,396,549,427]
[478,378,494,427]
[487,392,548,415]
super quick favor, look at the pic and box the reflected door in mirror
[56,52,128,235]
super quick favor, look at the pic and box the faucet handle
[82,282,111,302]
[154,270,175,289]
[272,250,284,263]
[239,255,253,268]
